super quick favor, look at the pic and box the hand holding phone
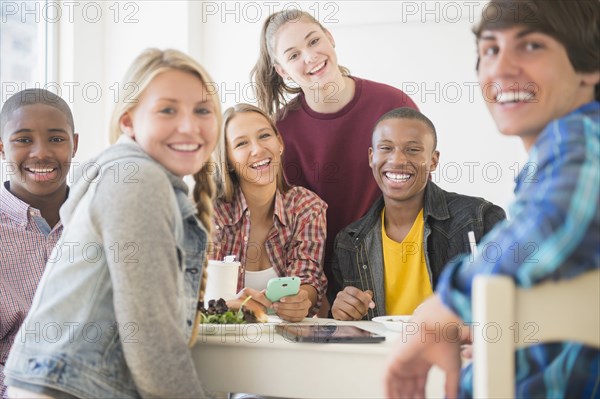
[265,276,300,303]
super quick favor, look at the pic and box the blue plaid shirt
[437,101,600,398]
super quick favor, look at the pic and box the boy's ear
[0,140,4,161]
[430,150,440,172]
[72,133,79,157]
[119,112,135,138]
[581,70,600,87]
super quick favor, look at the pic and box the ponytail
[251,13,301,119]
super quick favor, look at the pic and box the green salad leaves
[199,296,255,324]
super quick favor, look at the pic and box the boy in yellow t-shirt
[329,108,505,320]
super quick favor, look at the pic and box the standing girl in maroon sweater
[252,10,418,313]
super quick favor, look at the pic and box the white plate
[198,322,276,336]
[372,315,412,332]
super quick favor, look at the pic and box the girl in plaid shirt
[212,104,327,322]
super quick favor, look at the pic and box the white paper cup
[204,260,240,303]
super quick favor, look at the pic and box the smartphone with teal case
[265,276,300,303]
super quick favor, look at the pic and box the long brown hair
[250,10,350,119]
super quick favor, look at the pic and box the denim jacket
[4,136,208,398]
[329,181,506,319]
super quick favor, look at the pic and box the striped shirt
[0,182,64,398]
[437,101,600,398]
[212,186,328,315]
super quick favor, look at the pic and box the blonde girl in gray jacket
[4,48,221,399]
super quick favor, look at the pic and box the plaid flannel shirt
[438,101,600,398]
[212,186,327,315]
[0,182,64,398]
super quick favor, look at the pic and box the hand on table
[384,295,463,399]
[331,286,375,321]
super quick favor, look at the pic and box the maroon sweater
[276,76,418,294]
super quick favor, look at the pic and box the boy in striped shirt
[0,89,79,397]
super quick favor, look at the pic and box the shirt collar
[514,100,599,193]
[527,100,599,157]
[273,188,288,227]
[422,180,450,221]
[1,181,34,226]
[225,188,247,226]
[227,188,288,227]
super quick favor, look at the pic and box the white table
[191,317,445,398]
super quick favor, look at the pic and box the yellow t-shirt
[382,208,433,315]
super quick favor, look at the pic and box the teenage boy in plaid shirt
[0,89,78,397]
[384,1,599,398]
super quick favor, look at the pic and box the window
[1,0,50,105]
[1,0,50,181]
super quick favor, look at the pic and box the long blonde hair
[216,103,291,202]
[250,10,350,119]
[109,48,222,347]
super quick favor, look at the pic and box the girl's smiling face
[120,69,219,177]
[272,18,340,90]
[226,111,283,190]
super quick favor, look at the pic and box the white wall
[54,0,203,165]
[56,0,526,211]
